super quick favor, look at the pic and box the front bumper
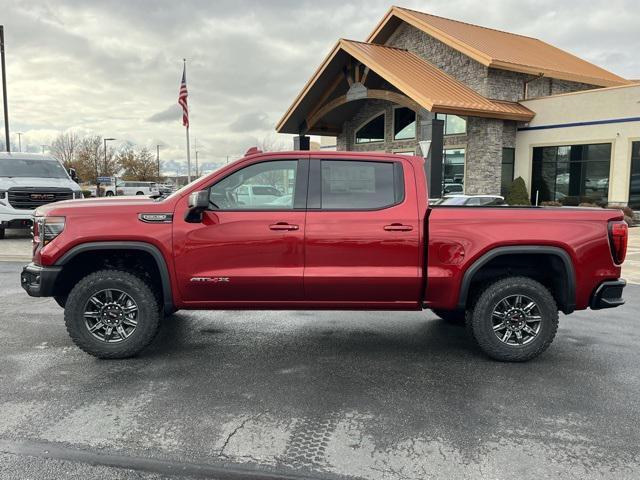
[21,263,62,297]
[590,279,626,310]
[0,215,33,228]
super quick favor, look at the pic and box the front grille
[8,187,73,210]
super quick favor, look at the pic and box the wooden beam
[361,66,370,85]
[307,88,423,130]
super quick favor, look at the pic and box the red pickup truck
[21,150,628,362]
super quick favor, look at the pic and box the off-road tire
[468,276,558,362]
[64,269,161,359]
[432,309,466,325]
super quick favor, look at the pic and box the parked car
[21,150,627,362]
[116,181,160,197]
[432,195,505,206]
[443,183,463,195]
[234,184,285,206]
[0,152,82,239]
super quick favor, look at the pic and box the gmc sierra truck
[21,150,628,362]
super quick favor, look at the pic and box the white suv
[0,153,83,239]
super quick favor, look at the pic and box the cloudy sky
[0,0,638,173]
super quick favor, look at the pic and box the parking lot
[1,250,640,479]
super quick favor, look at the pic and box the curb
[0,256,32,263]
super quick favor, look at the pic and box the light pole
[156,144,162,181]
[99,137,116,197]
[16,131,22,152]
[1,25,10,153]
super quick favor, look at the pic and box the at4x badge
[190,277,230,283]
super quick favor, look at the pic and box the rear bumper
[21,263,61,297]
[590,279,626,310]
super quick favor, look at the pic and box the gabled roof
[276,40,534,134]
[367,6,629,88]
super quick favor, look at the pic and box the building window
[436,113,466,135]
[393,107,416,140]
[443,148,465,193]
[531,143,611,205]
[629,141,640,210]
[355,113,385,144]
[501,148,515,196]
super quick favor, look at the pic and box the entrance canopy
[276,39,534,136]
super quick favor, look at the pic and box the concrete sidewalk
[2,226,640,284]
[0,230,32,262]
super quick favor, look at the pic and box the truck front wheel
[468,276,558,362]
[64,269,161,359]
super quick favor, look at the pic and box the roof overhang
[276,39,535,135]
[367,6,630,88]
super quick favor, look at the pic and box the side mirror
[185,190,209,223]
[68,168,79,183]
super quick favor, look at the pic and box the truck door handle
[384,223,413,232]
[269,222,299,231]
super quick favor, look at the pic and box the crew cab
[21,150,628,361]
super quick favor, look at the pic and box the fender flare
[55,241,175,314]
[457,245,576,313]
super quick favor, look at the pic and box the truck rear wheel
[467,276,558,362]
[64,269,161,359]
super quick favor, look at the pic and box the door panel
[175,210,305,302]
[173,158,307,305]
[304,159,421,306]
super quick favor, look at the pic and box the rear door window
[317,160,403,210]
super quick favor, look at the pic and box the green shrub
[540,201,562,207]
[81,190,92,198]
[505,177,531,206]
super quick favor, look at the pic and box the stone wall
[465,117,504,195]
[386,23,487,95]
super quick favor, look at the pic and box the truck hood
[34,196,159,217]
[1,176,79,190]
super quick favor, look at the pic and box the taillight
[608,221,628,264]
[35,216,66,246]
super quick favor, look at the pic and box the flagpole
[186,125,191,183]
[183,58,192,183]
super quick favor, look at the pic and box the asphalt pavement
[0,261,639,480]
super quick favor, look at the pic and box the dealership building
[276,6,639,208]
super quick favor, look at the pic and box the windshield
[0,158,69,179]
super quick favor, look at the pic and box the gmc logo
[30,193,55,200]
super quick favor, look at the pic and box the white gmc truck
[0,152,83,239]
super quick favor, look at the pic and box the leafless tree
[50,132,80,169]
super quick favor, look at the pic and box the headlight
[34,216,65,246]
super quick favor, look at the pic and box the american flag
[178,63,189,128]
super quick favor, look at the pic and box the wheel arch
[457,246,576,314]
[55,241,175,314]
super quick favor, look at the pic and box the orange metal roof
[368,6,629,88]
[341,40,534,120]
[276,40,534,133]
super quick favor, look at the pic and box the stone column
[294,135,310,151]
[418,113,444,198]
